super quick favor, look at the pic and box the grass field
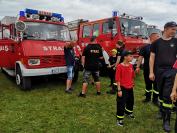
[0,70,176,133]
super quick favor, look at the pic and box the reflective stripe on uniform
[162,103,173,109]
[117,115,124,119]
[145,89,152,93]
[158,98,163,103]
[152,89,159,94]
[125,108,133,113]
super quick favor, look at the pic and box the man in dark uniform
[170,73,177,133]
[149,21,177,132]
[136,32,160,105]
[78,36,103,97]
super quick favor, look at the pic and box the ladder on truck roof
[1,16,17,25]
[67,19,88,31]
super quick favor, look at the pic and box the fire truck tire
[16,66,31,90]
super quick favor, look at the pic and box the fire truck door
[79,25,91,51]
[98,22,113,54]
[0,40,16,68]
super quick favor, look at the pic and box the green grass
[0,70,176,133]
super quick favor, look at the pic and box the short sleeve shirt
[139,44,151,70]
[82,44,103,71]
[64,47,75,66]
[150,38,177,68]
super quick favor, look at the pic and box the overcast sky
[0,0,176,29]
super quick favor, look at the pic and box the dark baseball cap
[122,50,133,57]
[164,21,177,28]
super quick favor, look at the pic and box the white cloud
[0,0,176,29]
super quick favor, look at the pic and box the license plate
[51,67,66,74]
[51,68,60,74]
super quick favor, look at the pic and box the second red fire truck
[68,12,150,73]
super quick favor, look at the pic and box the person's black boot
[156,104,163,119]
[163,111,171,132]
[142,98,151,103]
[152,93,159,106]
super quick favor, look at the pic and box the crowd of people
[64,21,177,132]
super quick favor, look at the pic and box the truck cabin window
[102,21,117,35]
[24,22,71,41]
[93,23,99,36]
[83,25,91,38]
[120,18,148,38]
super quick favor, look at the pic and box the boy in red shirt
[115,51,135,126]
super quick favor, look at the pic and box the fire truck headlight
[28,59,40,66]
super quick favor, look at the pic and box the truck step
[2,68,15,76]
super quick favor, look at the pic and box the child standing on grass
[107,49,117,87]
[115,51,135,126]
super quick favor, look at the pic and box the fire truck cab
[68,12,149,68]
[147,25,162,37]
[0,9,79,90]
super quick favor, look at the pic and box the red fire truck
[68,12,149,56]
[0,9,79,90]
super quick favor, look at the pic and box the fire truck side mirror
[15,21,26,32]
[108,19,114,29]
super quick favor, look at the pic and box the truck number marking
[0,45,9,52]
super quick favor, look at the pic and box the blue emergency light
[19,11,25,17]
[112,11,119,17]
[25,8,38,15]
[19,8,64,21]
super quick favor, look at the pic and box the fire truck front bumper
[18,62,67,77]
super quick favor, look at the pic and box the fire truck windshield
[24,22,71,41]
[120,18,148,38]
[147,28,162,36]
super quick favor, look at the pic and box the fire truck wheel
[16,66,31,90]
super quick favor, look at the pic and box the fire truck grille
[40,56,66,66]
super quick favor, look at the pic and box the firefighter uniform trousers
[175,102,177,133]
[144,69,158,100]
[156,68,177,123]
[116,87,134,120]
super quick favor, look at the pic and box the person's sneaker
[78,92,86,98]
[96,92,101,95]
[69,88,74,91]
[142,98,151,103]
[126,114,135,119]
[117,120,124,126]
[65,89,72,94]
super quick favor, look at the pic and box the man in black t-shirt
[149,21,177,132]
[79,36,103,97]
[136,32,160,104]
